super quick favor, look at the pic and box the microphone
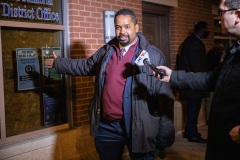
[143,58,166,79]
[134,50,165,79]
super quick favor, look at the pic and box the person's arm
[44,47,106,76]
[156,66,212,91]
[229,125,240,143]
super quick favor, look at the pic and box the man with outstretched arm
[45,8,174,160]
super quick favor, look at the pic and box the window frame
[0,0,72,145]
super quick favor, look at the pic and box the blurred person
[45,8,174,160]
[207,43,226,71]
[155,1,240,159]
[205,43,226,124]
[177,21,209,143]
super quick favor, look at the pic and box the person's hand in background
[229,125,240,143]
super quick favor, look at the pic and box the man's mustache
[118,34,128,38]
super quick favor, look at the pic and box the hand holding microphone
[155,66,172,82]
[143,58,166,79]
[135,50,167,80]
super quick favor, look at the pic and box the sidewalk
[123,124,208,160]
[157,124,208,160]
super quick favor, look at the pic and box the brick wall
[169,0,214,69]
[68,0,142,127]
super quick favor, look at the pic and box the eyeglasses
[217,8,239,16]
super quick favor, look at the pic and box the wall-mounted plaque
[16,48,40,91]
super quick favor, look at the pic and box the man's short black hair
[225,0,240,9]
[194,21,208,33]
[114,8,138,25]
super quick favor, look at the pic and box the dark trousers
[185,99,202,138]
[95,121,155,160]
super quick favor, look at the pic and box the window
[0,0,69,144]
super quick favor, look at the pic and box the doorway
[142,2,171,66]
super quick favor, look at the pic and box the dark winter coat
[171,49,240,160]
[54,32,174,153]
[177,33,208,99]
[207,49,222,71]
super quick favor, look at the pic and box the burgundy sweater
[102,42,138,121]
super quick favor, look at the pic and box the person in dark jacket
[205,43,226,123]
[207,43,226,71]
[45,9,174,160]
[177,21,209,143]
[155,1,240,159]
